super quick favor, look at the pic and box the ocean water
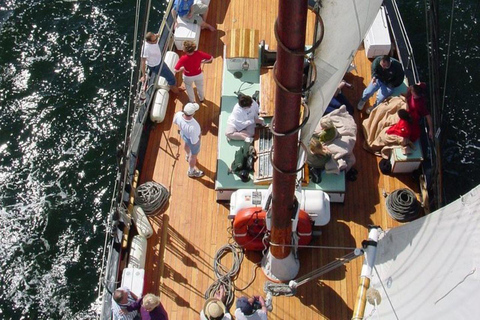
[0,0,478,319]
[398,0,480,203]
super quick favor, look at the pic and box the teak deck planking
[139,1,420,319]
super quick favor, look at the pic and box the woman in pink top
[174,40,213,103]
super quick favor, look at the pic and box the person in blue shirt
[172,0,216,31]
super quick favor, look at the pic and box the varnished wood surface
[138,1,421,319]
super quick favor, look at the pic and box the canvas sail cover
[364,185,480,319]
[301,0,383,144]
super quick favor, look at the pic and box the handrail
[96,1,176,319]
[384,0,419,84]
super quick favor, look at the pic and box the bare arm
[140,57,147,81]
[258,296,268,314]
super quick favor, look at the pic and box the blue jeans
[149,63,177,86]
[361,79,394,107]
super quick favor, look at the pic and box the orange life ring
[233,207,312,251]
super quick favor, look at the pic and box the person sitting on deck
[316,117,338,144]
[200,285,232,320]
[172,0,216,31]
[323,80,355,116]
[234,295,268,320]
[126,293,169,320]
[357,55,405,114]
[225,95,265,143]
[386,109,413,139]
[112,287,140,320]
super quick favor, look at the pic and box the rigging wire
[97,0,144,302]
[374,266,400,320]
[440,0,456,113]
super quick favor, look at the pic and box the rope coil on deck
[385,188,420,222]
[134,181,170,215]
[204,244,245,310]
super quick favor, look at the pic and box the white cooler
[174,17,201,50]
[364,6,391,58]
[121,268,144,298]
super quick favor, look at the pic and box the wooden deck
[139,1,420,319]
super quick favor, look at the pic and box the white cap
[183,102,199,116]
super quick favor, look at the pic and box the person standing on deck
[173,102,205,178]
[357,55,405,114]
[140,32,182,94]
[126,293,169,320]
[172,0,216,31]
[404,82,434,141]
[174,40,213,103]
[234,295,268,320]
[111,287,140,320]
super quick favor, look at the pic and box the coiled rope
[204,244,245,310]
[385,188,420,222]
[135,181,170,215]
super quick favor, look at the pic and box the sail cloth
[364,185,480,319]
[301,0,383,145]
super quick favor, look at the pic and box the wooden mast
[265,0,308,280]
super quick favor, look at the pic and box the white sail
[364,185,480,319]
[301,0,383,144]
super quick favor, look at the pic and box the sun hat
[236,296,254,316]
[183,102,200,116]
[204,298,226,319]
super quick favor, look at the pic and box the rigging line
[269,242,356,250]
[434,267,476,305]
[97,0,143,299]
[373,266,400,320]
[441,0,456,113]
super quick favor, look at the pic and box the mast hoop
[268,101,310,137]
[274,11,324,56]
[269,141,308,176]
[272,57,317,94]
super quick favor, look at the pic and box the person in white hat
[172,102,204,178]
[200,297,231,320]
[200,285,231,320]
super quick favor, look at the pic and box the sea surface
[0,0,478,319]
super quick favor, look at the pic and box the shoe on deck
[357,99,366,110]
[366,106,376,115]
[188,169,204,178]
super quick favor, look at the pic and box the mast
[262,0,308,281]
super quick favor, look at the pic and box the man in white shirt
[234,295,268,320]
[225,95,265,143]
[111,287,139,320]
[140,32,181,94]
[172,102,204,178]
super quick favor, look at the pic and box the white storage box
[229,188,330,226]
[121,268,144,298]
[390,140,423,173]
[174,17,201,50]
[364,6,391,58]
[128,235,148,269]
